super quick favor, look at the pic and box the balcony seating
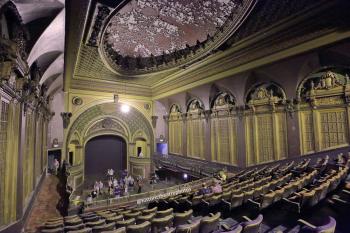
[175,219,201,233]
[124,211,142,220]
[100,227,126,233]
[247,191,276,210]
[41,228,64,233]
[116,218,136,229]
[67,228,93,233]
[173,209,193,227]
[92,222,116,233]
[106,215,124,224]
[199,212,221,233]
[83,215,100,223]
[136,212,156,224]
[156,208,173,218]
[151,215,174,233]
[222,193,244,213]
[143,207,158,215]
[240,214,263,233]
[86,219,106,228]
[127,221,151,233]
[65,223,86,232]
[296,216,336,233]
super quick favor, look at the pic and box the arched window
[210,92,237,164]
[245,83,287,165]
[186,99,205,159]
[297,68,350,153]
[168,104,183,155]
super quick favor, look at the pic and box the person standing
[54,158,60,175]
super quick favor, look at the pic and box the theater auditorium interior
[1,0,350,232]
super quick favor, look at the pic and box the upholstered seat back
[156,208,173,218]
[314,216,336,233]
[143,207,158,215]
[241,214,263,233]
[243,190,254,203]
[100,226,126,233]
[175,220,200,233]
[136,213,156,224]
[92,222,116,232]
[173,209,193,227]
[127,221,151,233]
[125,211,142,220]
[106,215,124,224]
[151,215,174,233]
[231,193,244,208]
[199,212,221,233]
[116,218,136,229]
[261,192,276,209]
[222,191,232,201]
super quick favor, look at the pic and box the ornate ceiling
[66,0,350,98]
[104,0,237,57]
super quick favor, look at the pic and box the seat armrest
[221,224,231,231]
[201,200,209,205]
[209,213,214,217]
[185,200,192,205]
[342,189,350,195]
[297,219,316,229]
[242,216,252,222]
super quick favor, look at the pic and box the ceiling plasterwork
[86,0,256,75]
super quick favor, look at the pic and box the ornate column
[181,113,187,157]
[204,110,211,162]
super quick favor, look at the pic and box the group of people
[198,180,222,195]
[87,169,143,204]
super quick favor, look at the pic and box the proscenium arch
[66,102,154,160]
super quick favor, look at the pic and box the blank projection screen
[85,135,127,178]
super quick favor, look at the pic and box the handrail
[69,176,213,212]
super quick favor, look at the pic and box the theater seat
[100,227,126,233]
[136,213,156,224]
[173,209,193,227]
[156,208,173,218]
[66,228,93,233]
[127,220,151,233]
[92,222,116,233]
[175,219,200,233]
[142,207,158,215]
[41,228,64,233]
[199,212,221,233]
[116,218,136,229]
[297,216,336,233]
[240,214,263,233]
[151,215,174,233]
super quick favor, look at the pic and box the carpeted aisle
[24,174,62,233]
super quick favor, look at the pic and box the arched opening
[84,135,127,186]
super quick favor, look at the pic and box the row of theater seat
[41,153,349,233]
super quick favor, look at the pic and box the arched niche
[132,129,150,157]
[186,98,205,159]
[168,103,183,155]
[65,102,154,189]
[210,91,238,165]
[244,82,288,166]
[296,67,350,154]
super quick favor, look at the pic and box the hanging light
[121,104,130,113]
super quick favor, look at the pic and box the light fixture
[183,173,188,180]
[121,104,130,113]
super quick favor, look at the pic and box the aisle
[24,174,62,233]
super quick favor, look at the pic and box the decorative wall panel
[319,109,348,149]
[168,105,183,155]
[0,98,9,226]
[300,111,315,153]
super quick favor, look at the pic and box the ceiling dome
[100,0,256,75]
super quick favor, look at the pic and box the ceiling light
[121,104,130,113]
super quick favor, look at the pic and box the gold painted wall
[167,104,183,155]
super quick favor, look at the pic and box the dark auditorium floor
[25,174,62,233]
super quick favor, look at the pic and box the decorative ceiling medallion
[98,0,257,75]
[72,96,83,105]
